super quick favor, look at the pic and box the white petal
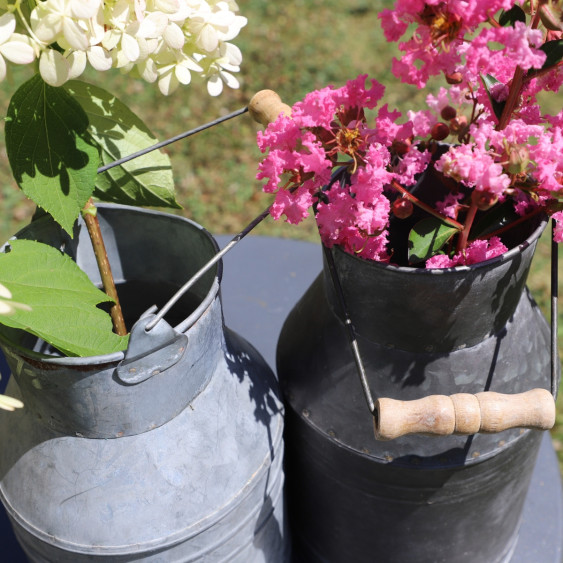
[222,42,241,65]
[158,70,178,95]
[63,18,89,50]
[70,0,102,19]
[0,40,35,64]
[67,50,87,78]
[209,11,235,28]
[181,54,203,72]
[87,45,112,70]
[198,24,219,52]
[39,49,70,86]
[0,13,16,45]
[175,63,191,84]
[220,69,239,89]
[138,57,158,82]
[31,12,62,43]
[102,29,121,51]
[155,0,181,13]
[207,73,223,96]
[138,12,168,38]
[122,33,141,62]
[163,22,184,49]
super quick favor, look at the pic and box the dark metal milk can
[277,214,555,563]
[0,204,288,562]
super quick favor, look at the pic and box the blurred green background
[0,0,562,464]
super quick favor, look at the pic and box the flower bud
[506,145,530,175]
[440,105,457,121]
[431,122,450,141]
[445,72,463,84]
[471,190,498,211]
[449,115,468,133]
[392,198,414,219]
[392,138,411,156]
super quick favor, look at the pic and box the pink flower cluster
[257,1,563,268]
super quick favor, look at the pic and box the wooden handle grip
[248,90,292,126]
[373,388,556,440]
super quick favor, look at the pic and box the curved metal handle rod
[145,206,271,332]
[146,90,293,332]
[374,388,556,440]
[96,107,249,174]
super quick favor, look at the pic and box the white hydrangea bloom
[2,0,246,95]
[0,13,35,81]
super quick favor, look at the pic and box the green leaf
[5,74,99,237]
[499,6,526,26]
[480,74,506,122]
[0,240,128,357]
[408,218,459,264]
[64,80,181,209]
[530,39,563,77]
[470,200,520,239]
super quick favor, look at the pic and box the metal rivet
[302,409,310,418]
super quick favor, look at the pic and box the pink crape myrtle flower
[463,23,546,83]
[257,75,392,229]
[425,237,508,268]
[553,212,563,243]
[258,0,563,272]
[436,145,510,196]
[379,0,516,87]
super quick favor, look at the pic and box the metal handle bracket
[116,315,188,385]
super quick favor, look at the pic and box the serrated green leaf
[5,75,98,236]
[480,74,506,122]
[64,80,181,209]
[499,6,526,26]
[0,240,128,357]
[408,218,459,264]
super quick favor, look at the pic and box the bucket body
[0,204,287,562]
[277,215,555,562]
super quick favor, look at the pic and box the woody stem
[81,199,128,336]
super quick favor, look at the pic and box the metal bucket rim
[0,204,222,367]
[332,213,548,275]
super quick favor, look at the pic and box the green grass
[0,0,562,465]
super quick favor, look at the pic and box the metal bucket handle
[249,90,557,441]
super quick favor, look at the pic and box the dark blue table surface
[0,235,561,562]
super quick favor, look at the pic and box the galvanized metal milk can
[0,204,288,562]
[277,214,556,563]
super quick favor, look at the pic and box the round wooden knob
[248,90,292,127]
[373,388,556,440]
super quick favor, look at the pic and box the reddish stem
[390,180,464,231]
[456,199,479,253]
[475,207,545,241]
